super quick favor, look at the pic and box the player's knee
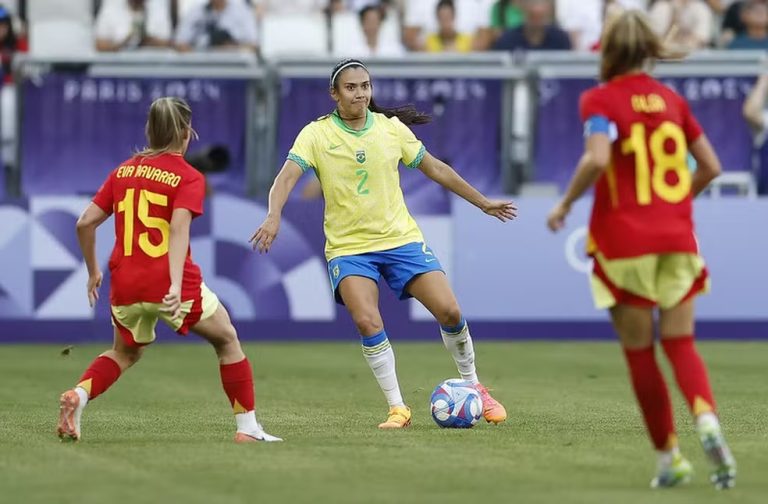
[436,304,463,328]
[352,312,383,336]
[215,322,239,348]
[117,346,143,367]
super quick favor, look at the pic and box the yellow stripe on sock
[362,340,391,356]
[76,379,93,397]
[663,433,679,451]
[693,396,714,416]
[232,399,248,415]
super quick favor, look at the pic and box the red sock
[661,336,716,415]
[76,356,122,400]
[220,358,255,414]
[623,346,677,450]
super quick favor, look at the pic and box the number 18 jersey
[92,153,206,306]
[580,73,704,259]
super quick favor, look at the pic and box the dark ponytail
[330,58,432,126]
[368,97,431,126]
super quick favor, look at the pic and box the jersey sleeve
[392,116,426,169]
[286,123,316,173]
[174,172,205,217]
[679,97,704,144]
[579,88,617,140]
[92,173,115,214]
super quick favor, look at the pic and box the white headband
[330,61,367,87]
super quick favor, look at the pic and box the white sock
[74,386,89,409]
[235,411,261,434]
[440,319,479,384]
[362,331,404,408]
[696,411,720,432]
[657,445,681,468]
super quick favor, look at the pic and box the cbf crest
[333,265,340,279]
[355,150,366,164]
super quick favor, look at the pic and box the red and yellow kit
[579,73,709,308]
[580,73,704,259]
[93,153,215,339]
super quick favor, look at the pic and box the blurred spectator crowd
[0,0,764,66]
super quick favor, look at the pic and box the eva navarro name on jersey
[116,164,182,188]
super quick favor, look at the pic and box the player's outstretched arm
[162,208,193,320]
[689,135,722,197]
[250,160,303,254]
[76,203,110,307]
[547,133,611,232]
[417,152,517,222]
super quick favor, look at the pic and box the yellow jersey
[287,110,426,260]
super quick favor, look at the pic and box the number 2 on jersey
[621,121,691,205]
[355,169,370,195]
[117,188,170,257]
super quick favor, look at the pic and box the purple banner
[535,76,757,189]
[278,78,502,214]
[2,194,768,341]
[21,74,248,195]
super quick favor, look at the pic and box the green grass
[0,342,765,504]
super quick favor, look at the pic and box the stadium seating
[30,19,95,57]
[260,13,329,58]
[27,0,92,23]
[28,0,95,57]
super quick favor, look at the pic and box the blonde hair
[137,97,198,157]
[599,9,683,82]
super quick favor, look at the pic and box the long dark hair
[329,58,431,126]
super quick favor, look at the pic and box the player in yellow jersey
[251,59,517,429]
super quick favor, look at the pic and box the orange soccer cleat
[474,383,507,424]
[378,405,412,429]
[57,389,82,441]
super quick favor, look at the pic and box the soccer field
[1,341,765,504]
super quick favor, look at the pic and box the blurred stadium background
[1,1,767,502]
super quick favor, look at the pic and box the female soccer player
[57,97,280,443]
[546,10,736,490]
[251,58,517,429]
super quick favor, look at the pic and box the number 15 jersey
[580,73,704,260]
[92,153,206,306]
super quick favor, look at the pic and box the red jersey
[579,73,704,259]
[92,153,206,306]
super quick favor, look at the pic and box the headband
[330,60,368,87]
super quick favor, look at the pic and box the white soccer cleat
[698,420,737,490]
[234,431,283,443]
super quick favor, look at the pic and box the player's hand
[547,201,571,232]
[482,199,517,222]
[250,215,281,254]
[86,271,103,307]
[161,284,183,320]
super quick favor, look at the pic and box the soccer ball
[429,379,484,428]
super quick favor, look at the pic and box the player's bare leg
[407,271,506,424]
[58,328,144,441]
[659,301,736,490]
[192,304,281,442]
[339,276,410,428]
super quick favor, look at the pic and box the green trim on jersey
[406,145,426,169]
[287,152,312,172]
[331,109,374,137]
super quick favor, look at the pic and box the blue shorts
[327,242,444,305]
